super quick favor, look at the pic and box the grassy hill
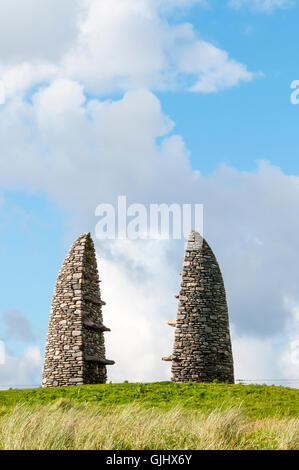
[0,382,298,450]
[1,381,298,418]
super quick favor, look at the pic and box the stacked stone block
[42,233,114,387]
[163,231,234,383]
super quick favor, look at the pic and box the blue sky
[0,0,299,387]
[159,2,299,174]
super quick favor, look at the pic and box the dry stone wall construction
[42,233,114,387]
[163,231,234,384]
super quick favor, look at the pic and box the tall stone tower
[42,233,114,387]
[163,231,234,383]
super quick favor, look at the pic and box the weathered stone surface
[42,233,114,387]
[164,231,234,384]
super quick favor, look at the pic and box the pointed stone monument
[163,231,234,383]
[42,233,114,387]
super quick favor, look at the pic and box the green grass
[0,401,298,450]
[0,383,297,450]
[0,382,298,419]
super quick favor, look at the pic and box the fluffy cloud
[0,310,41,388]
[99,244,176,382]
[0,0,82,63]
[175,39,254,92]
[0,0,255,95]
[0,346,42,390]
[64,0,255,93]
[0,86,178,208]
[279,299,299,379]
[228,0,294,12]
[232,296,299,386]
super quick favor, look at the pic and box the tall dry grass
[0,400,297,450]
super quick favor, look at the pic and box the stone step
[83,295,106,306]
[83,318,111,332]
[84,355,115,365]
[162,355,172,361]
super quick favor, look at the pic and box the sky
[0,0,299,388]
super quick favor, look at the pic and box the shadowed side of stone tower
[42,233,114,387]
[163,231,234,384]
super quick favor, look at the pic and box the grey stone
[42,233,114,387]
[163,231,234,384]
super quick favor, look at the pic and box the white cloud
[24,346,42,366]
[0,0,256,95]
[232,296,299,386]
[63,0,255,94]
[228,0,294,12]
[232,335,285,383]
[175,40,254,93]
[0,346,42,390]
[0,62,58,102]
[98,242,176,382]
[0,0,82,63]
[280,299,299,380]
[63,0,167,92]
[34,79,86,122]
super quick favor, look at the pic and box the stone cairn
[163,231,234,383]
[42,233,114,387]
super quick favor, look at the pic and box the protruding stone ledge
[162,355,173,362]
[83,295,106,306]
[84,355,115,365]
[167,320,177,327]
[83,318,111,332]
[162,355,181,362]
